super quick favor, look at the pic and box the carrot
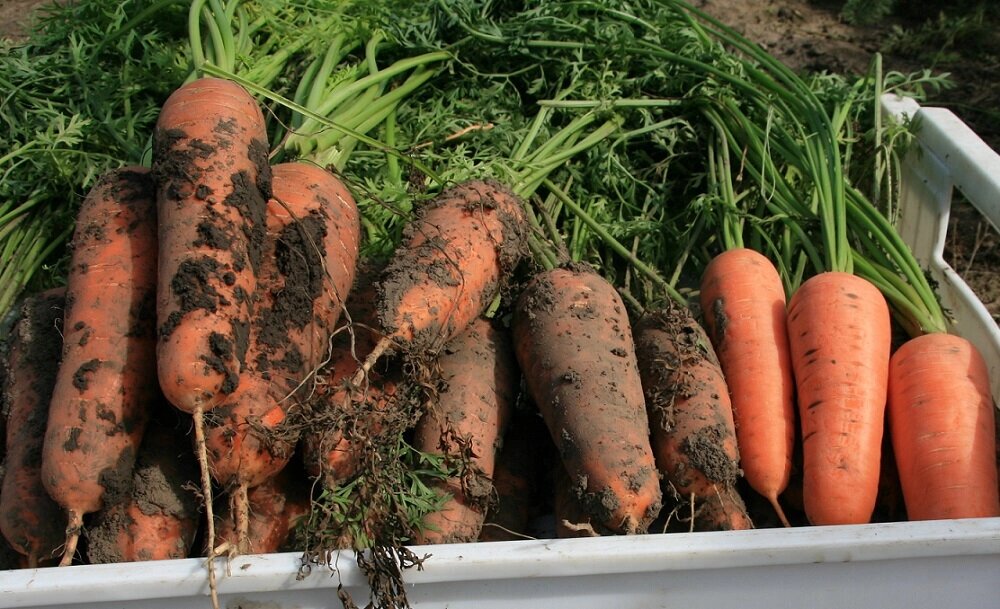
[700,248,795,526]
[512,264,661,534]
[479,410,551,542]
[249,162,360,398]
[216,467,311,556]
[412,316,517,545]
[153,76,270,414]
[786,271,892,525]
[633,305,752,532]
[85,407,200,563]
[358,180,527,379]
[152,78,269,594]
[0,289,68,568]
[300,261,402,489]
[553,462,599,538]
[41,167,158,566]
[204,162,359,553]
[887,333,1000,520]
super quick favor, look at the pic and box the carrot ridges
[888,333,1000,520]
[787,272,891,526]
[699,248,795,527]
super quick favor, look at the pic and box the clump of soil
[85,411,200,564]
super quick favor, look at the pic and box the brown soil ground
[3,0,998,322]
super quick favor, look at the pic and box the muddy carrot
[0,289,68,568]
[512,264,661,534]
[205,162,359,554]
[633,304,752,531]
[41,168,158,566]
[888,333,1000,520]
[86,407,200,563]
[412,317,517,544]
[357,180,527,379]
[153,77,270,415]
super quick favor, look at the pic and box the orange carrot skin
[0,289,69,567]
[206,163,360,490]
[700,248,795,507]
[888,333,1000,520]
[153,77,271,414]
[377,180,527,352]
[86,409,200,563]
[217,469,310,555]
[42,168,158,520]
[413,317,517,544]
[787,272,891,525]
[633,306,751,531]
[512,265,661,534]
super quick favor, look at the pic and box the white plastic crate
[2,95,999,609]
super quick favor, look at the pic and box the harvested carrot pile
[1,1,999,609]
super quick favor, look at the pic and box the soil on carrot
[252,211,329,385]
[375,180,527,353]
[85,445,199,563]
[634,307,741,489]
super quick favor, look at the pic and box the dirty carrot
[205,161,359,554]
[153,76,270,415]
[512,264,662,534]
[41,168,158,566]
[0,289,68,568]
[357,180,528,380]
[888,333,1000,520]
[633,304,752,532]
[85,407,200,563]
[412,316,517,544]
[700,248,794,527]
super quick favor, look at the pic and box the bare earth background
[2,0,998,322]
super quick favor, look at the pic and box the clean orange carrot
[216,467,311,556]
[41,167,158,566]
[787,271,891,525]
[700,248,795,526]
[153,77,270,415]
[412,316,517,544]
[358,180,527,379]
[204,162,359,553]
[633,305,752,532]
[887,333,1000,520]
[85,407,200,563]
[512,264,661,534]
[0,289,68,568]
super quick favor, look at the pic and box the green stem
[543,179,685,304]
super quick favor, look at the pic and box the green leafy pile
[0,0,191,316]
